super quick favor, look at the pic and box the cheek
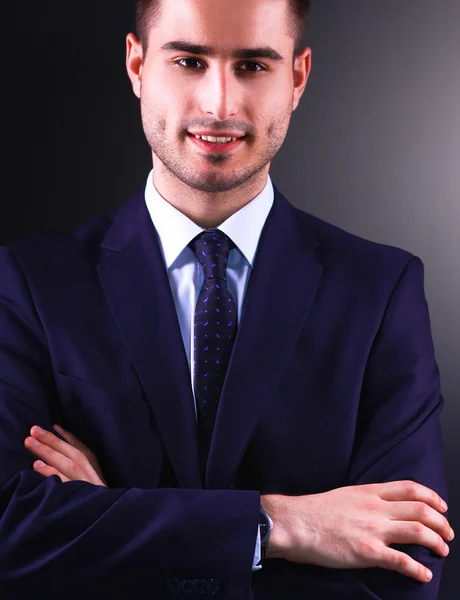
[143,64,184,103]
[257,99,292,135]
[161,67,195,102]
[142,83,176,126]
[156,81,195,124]
[252,77,293,122]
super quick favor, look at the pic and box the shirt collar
[144,168,274,269]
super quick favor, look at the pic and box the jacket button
[206,579,221,595]
[193,579,207,593]
[181,579,194,593]
[166,578,182,594]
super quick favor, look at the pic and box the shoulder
[1,191,142,279]
[290,203,420,295]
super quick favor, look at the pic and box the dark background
[1,1,458,597]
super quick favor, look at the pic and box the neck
[151,159,270,229]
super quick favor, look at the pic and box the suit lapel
[96,186,323,491]
[97,190,202,489]
[205,188,323,489]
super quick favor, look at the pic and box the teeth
[194,135,238,143]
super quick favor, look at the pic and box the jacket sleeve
[0,247,260,600]
[347,255,449,599]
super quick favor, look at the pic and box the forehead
[150,0,291,48]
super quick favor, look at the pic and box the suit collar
[100,183,318,254]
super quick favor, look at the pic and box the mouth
[187,132,246,153]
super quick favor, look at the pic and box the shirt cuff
[252,522,262,571]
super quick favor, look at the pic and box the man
[0,0,453,598]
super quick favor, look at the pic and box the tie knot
[189,228,235,280]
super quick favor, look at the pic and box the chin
[184,170,241,192]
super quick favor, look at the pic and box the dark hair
[135,0,310,56]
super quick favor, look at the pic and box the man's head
[126,0,312,195]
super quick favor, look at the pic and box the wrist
[260,494,290,559]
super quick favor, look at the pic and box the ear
[292,47,312,111]
[126,33,143,99]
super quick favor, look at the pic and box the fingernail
[35,460,45,467]
[449,528,455,540]
[33,426,46,436]
[28,437,40,446]
[426,570,432,581]
[441,500,448,511]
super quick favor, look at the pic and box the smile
[187,133,245,153]
[193,135,239,144]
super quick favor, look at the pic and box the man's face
[128,0,310,192]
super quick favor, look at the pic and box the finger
[24,436,89,481]
[387,501,454,542]
[377,546,433,583]
[54,425,107,486]
[25,432,107,487]
[33,460,70,483]
[29,426,84,463]
[387,521,450,558]
[53,424,93,458]
[376,480,448,514]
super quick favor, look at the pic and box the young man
[0,0,453,598]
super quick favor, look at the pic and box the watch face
[259,511,270,541]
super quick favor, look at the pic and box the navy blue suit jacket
[0,186,448,598]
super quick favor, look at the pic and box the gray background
[2,1,458,597]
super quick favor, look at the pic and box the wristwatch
[259,506,273,564]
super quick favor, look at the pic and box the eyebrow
[160,41,285,62]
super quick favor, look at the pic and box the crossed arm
[24,422,454,585]
[22,254,454,592]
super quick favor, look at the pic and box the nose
[197,65,240,121]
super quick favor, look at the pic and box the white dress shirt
[144,168,274,571]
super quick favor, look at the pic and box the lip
[187,132,245,153]
[188,131,246,139]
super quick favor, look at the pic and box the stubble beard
[140,97,292,193]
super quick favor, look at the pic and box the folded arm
[347,255,449,598]
[260,256,450,599]
[0,247,260,599]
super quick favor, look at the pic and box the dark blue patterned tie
[188,229,238,477]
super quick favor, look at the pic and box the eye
[173,58,267,72]
[174,57,205,69]
[238,62,266,72]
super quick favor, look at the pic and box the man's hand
[24,424,108,487]
[261,481,454,583]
